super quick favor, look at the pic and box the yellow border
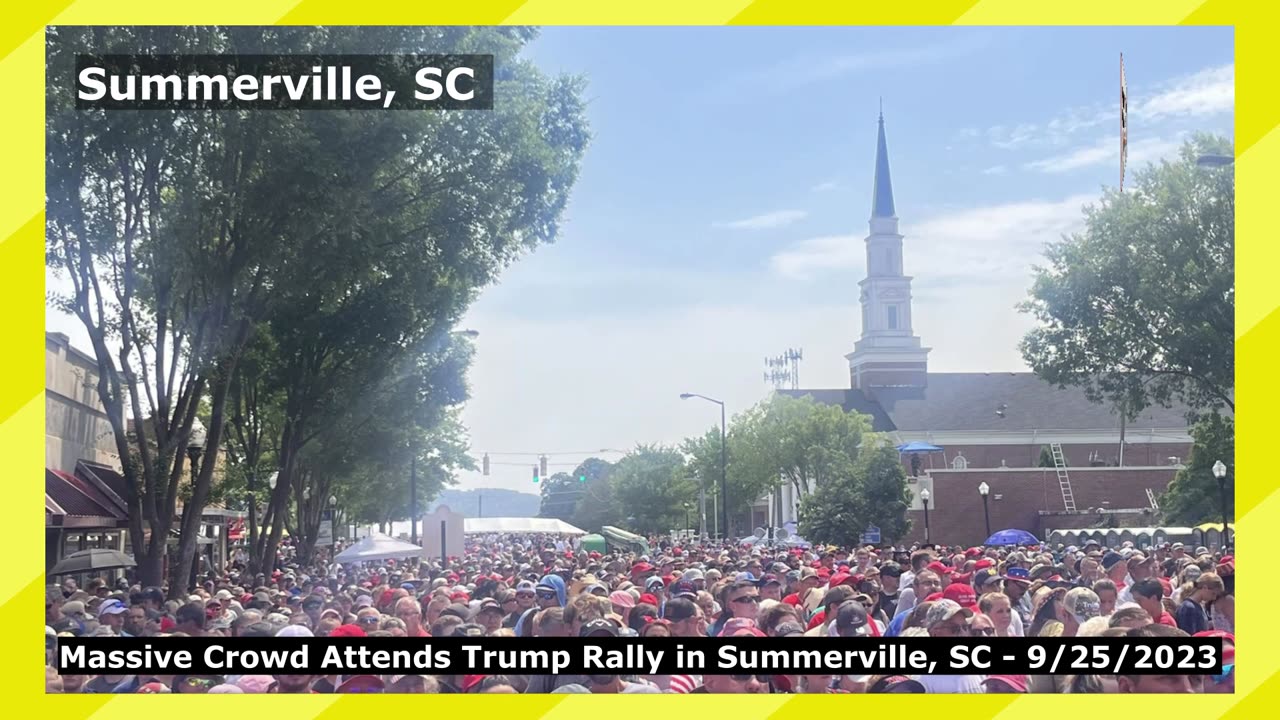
[2,1,1258,715]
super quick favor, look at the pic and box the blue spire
[872,108,896,219]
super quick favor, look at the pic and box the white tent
[463,517,587,536]
[334,532,424,563]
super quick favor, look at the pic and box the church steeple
[846,106,929,392]
[872,107,896,220]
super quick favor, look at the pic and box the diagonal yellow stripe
[0,35,44,244]
[278,0,531,25]
[730,0,981,24]
[0,0,74,63]
[0,214,44,428]
[1182,0,1278,157]
[49,0,302,24]
[503,0,757,25]
[956,0,1209,24]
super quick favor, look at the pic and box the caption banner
[58,637,1223,676]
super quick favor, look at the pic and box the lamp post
[684,502,692,534]
[681,392,727,539]
[1213,460,1230,547]
[186,417,208,478]
[409,453,418,545]
[920,488,931,545]
[978,482,991,541]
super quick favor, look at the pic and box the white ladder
[1051,442,1076,512]
[1146,488,1159,512]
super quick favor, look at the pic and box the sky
[46,26,1234,498]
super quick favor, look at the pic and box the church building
[769,112,1196,545]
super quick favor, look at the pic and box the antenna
[764,348,804,390]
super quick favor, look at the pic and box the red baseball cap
[943,582,978,609]
[631,562,654,576]
[974,558,995,570]
[982,675,1028,693]
[329,624,367,638]
[924,592,945,603]
[926,561,952,575]
[965,547,983,558]
[461,675,487,692]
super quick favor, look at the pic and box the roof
[463,517,586,536]
[46,469,127,522]
[784,373,1196,433]
[872,110,896,219]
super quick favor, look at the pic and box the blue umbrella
[984,529,1039,546]
[896,441,943,453]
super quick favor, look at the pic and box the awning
[897,441,943,453]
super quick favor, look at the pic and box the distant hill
[428,488,540,518]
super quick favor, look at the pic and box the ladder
[1146,488,1160,513]
[1050,442,1076,512]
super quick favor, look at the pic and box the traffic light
[482,453,490,476]
[532,464,540,483]
[539,455,548,477]
[579,475,587,483]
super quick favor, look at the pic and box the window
[952,453,968,470]
[887,305,899,330]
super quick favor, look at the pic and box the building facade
[759,112,1195,543]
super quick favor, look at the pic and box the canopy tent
[896,441,943,453]
[463,517,587,536]
[49,549,135,575]
[601,525,650,555]
[579,534,607,555]
[334,532,423,563]
[984,529,1038,546]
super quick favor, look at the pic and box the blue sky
[46,26,1234,496]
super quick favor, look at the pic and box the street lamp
[187,417,208,478]
[683,502,693,533]
[268,471,278,490]
[681,392,727,540]
[453,329,480,338]
[1212,460,1230,547]
[920,488,931,545]
[978,482,991,541]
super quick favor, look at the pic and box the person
[174,602,206,636]
[1060,588,1101,637]
[886,570,941,636]
[96,599,131,636]
[916,600,984,693]
[1091,579,1118,617]
[1115,625,1198,692]
[709,580,759,637]
[664,597,706,638]
[692,674,770,694]
[1106,605,1152,631]
[394,597,429,637]
[1176,573,1224,635]
[979,592,1022,637]
[272,675,317,693]
[1130,578,1176,627]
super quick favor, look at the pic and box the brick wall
[908,442,1192,471]
[901,467,1177,546]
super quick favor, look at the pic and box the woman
[1028,587,1066,638]
[978,592,1021,637]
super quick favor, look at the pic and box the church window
[887,305,899,330]
[951,452,968,470]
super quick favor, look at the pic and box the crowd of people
[45,532,1235,694]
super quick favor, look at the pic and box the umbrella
[49,549,136,575]
[334,532,424,563]
[896,441,943,453]
[984,529,1039,546]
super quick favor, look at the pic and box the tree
[797,441,911,547]
[610,446,695,534]
[1019,134,1234,420]
[1038,446,1055,468]
[538,473,579,521]
[571,457,620,532]
[1160,413,1234,526]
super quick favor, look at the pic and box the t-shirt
[1176,599,1209,635]
[915,674,986,694]
[1156,610,1177,627]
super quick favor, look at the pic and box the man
[1131,578,1176,627]
[760,574,784,602]
[878,563,903,619]
[174,602,206,636]
[46,586,64,625]
[854,547,873,573]
[394,597,429,637]
[535,575,566,609]
[474,599,504,634]
[1001,568,1033,625]
[1091,579,1118,616]
[805,585,856,637]
[272,675,317,693]
[1100,552,1129,596]
[124,605,149,637]
[513,580,537,614]
[891,569,942,630]
[899,549,932,592]
[711,580,760,637]
[693,674,770,694]
[917,600,984,693]
[1060,588,1101,637]
[833,601,873,638]
[1122,554,1157,603]
[301,594,325,626]
[97,598,131,636]
[664,598,706,638]
[1115,625,1196,693]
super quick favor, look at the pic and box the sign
[317,517,334,547]
[860,525,881,545]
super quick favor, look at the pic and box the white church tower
[846,109,931,390]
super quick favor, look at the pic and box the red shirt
[1157,611,1177,627]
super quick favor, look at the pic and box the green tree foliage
[1038,446,1055,468]
[798,442,911,547]
[610,445,695,535]
[569,458,620,532]
[1020,134,1234,420]
[538,473,579,521]
[1160,413,1234,526]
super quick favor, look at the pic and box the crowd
[45,533,1235,694]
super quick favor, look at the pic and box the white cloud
[769,234,861,279]
[981,63,1233,151]
[982,165,1007,175]
[811,180,842,192]
[1024,134,1187,174]
[715,209,807,230]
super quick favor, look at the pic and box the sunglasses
[729,674,771,683]
[971,626,996,636]
[184,677,216,688]
[516,592,535,599]
[536,592,558,599]
[358,616,380,624]
[731,596,760,604]
[1212,664,1234,684]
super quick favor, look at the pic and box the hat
[868,675,926,693]
[1003,567,1032,584]
[630,562,654,576]
[645,576,665,589]
[329,624,366,638]
[1028,563,1054,580]
[639,592,660,606]
[1101,552,1125,571]
[722,617,767,637]
[682,569,705,583]
[275,624,314,637]
[925,599,974,627]
[476,599,503,615]
[974,558,995,571]
[208,684,243,694]
[942,582,978,609]
[136,682,171,694]
[965,547,983,558]
[61,600,86,617]
[926,561,952,576]
[97,598,127,617]
[609,590,636,608]
[878,562,903,578]
[669,580,697,599]
[835,601,872,636]
[580,619,619,637]
[337,675,385,693]
[235,675,276,693]
[982,675,1029,693]
[1063,587,1101,624]
[215,589,233,601]
[761,573,783,587]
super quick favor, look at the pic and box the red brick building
[763,112,1196,545]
